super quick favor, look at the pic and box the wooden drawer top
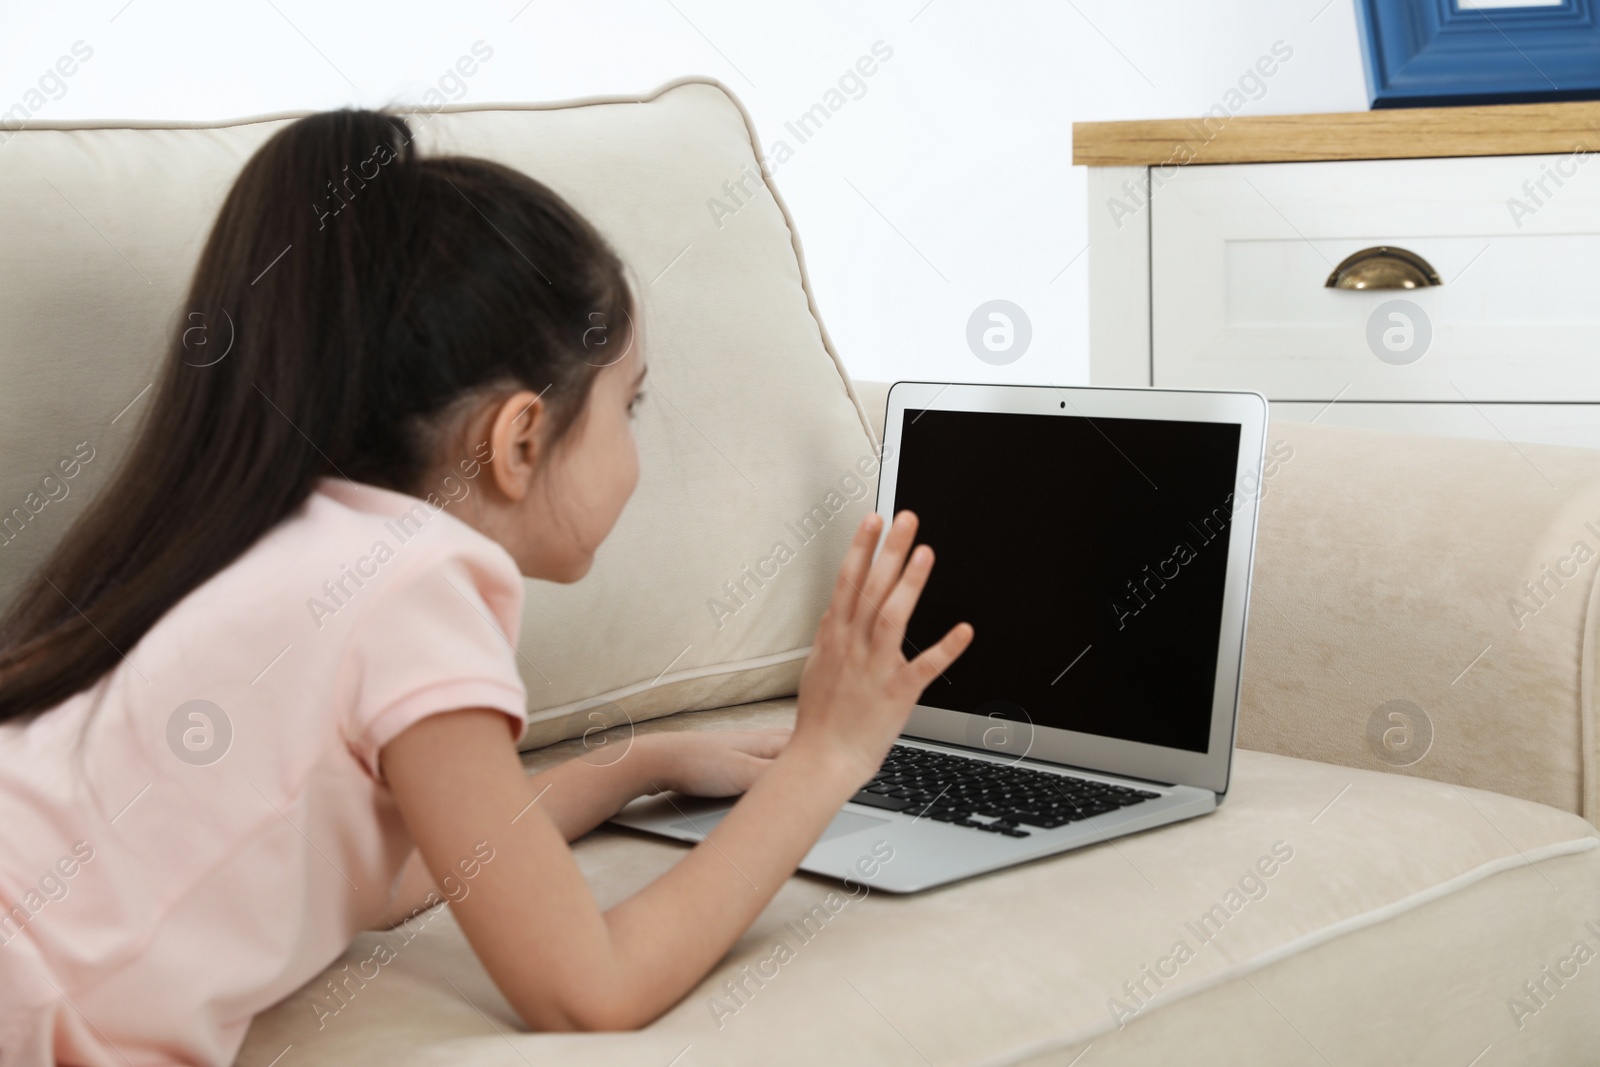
[1073,101,1600,167]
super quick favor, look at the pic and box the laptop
[609,381,1269,893]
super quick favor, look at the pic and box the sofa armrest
[1241,418,1600,824]
[848,377,1600,824]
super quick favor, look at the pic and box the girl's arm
[371,728,788,929]
[381,510,972,1031]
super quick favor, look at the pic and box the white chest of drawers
[1075,102,1600,449]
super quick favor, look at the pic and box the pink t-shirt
[0,478,528,1067]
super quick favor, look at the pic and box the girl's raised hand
[791,510,975,785]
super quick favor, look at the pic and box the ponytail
[0,107,635,720]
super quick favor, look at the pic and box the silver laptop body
[610,381,1269,893]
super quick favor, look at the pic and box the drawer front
[1270,401,1600,450]
[1152,155,1600,402]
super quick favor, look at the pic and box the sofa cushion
[235,697,1600,1066]
[854,379,1600,828]
[0,79,878,748]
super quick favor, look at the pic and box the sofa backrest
[0,79,880,744]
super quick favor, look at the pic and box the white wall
[0,0,1370,385]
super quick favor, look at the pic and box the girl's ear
[485,390,547,502]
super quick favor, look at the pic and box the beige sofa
[5,78,1600,1065]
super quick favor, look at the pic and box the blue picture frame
[1354,0,1600,107]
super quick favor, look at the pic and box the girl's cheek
[621,426,642,491]
[625,444,641,494]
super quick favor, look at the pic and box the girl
[0,108,973,1064]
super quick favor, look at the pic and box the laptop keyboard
[848,743,1162,838]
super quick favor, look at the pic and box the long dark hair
[0,107,636,721]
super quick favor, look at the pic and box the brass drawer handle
[1325,246,1442,290]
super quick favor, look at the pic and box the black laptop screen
[893,406,1242,754]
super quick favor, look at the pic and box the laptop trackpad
[669,807,889,843]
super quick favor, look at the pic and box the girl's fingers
[727,730,793,758]
[877,542,936,640]
[857,510,919,634]
[737,751,778,784]
[828,512,883,629]
[904,621,975,691]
